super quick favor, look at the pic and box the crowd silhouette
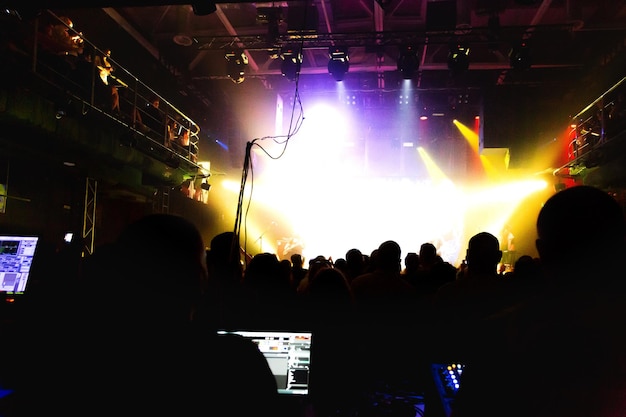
[0,214,280,417]
[1,185,625,416]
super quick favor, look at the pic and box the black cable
[230,5,309,262]
[231,139,253,265]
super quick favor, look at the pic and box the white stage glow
[220,91,550,266]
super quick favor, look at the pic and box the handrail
[554,76,626,179]
[572,76,626,121]
[15,9,200,164]
[568,77,626,151]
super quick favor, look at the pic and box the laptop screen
[217,329,313,395]
[0,235,39,295]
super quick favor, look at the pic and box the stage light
[397,45,419,79]
[225,50,248,84]
[328,46,350,81]
[509,41,531,70]
[448,42,470,73]
[280,47,302,82]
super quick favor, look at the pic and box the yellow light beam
[417,146,448,182]
[480,154,499,180]
[453,119,480,153]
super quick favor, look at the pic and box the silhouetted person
[351,240,415,318]
[141,95,165,140]
[202,231,246,329]
[344,247,365,283]
[94,47,121,114]
[423,232,515,366]
[37,15,83,74]
[332,257,348,276]
[1,214,279,417]
[434,232,511,323]
[241,252,297,329]
[413,242,457,297]
[502,254,545,301]
[401,251,420,282]
[351,240,419,389]
[301,267,362,415]
[452,186,626,417]
[289,253,307,292]
[296,255,333,295]
[303,266,356,326]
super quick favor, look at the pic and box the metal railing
[568,76,626,161]
[7,9,200,163]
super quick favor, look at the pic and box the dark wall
[482,85,574,169]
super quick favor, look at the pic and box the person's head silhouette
[466,232,502,275]
[535,185,625,281]
[377,240,402,272]
[112,213,209,323]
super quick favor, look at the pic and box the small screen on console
[0,235,39,294]
[217,329,313,395]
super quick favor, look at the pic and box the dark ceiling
[38,1,626,91]
[5,1,626,168]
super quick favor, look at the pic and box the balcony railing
[555,76,626,180]
[3,9,200,165]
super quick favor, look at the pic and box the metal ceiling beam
[212,4,259,72]
[317,0,333,35]
[192,24,581,51]
[0,0,296,8]
[103,8,160,60]
[195,61,582,78]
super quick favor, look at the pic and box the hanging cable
[231,5,310,265]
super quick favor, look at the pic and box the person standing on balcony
[94,48,120,115]
[141,95,166,141]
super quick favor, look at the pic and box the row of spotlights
[228,41,531,84]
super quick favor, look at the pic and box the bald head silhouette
[466,232,502,275]
[535,185,626,280]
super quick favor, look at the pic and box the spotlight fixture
[397,45,419,79]
[509,41,531,70]
[225,50,248,84]
[327,46,350,81]
[280,47,302,82]
[447,42,470,73]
